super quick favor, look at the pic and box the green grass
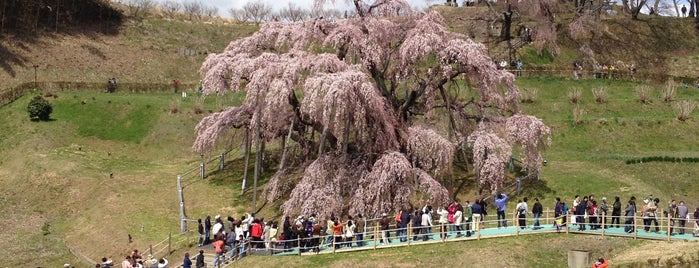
[3,77,699,266]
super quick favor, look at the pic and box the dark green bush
[27,95,53,121]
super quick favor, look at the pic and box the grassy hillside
[0,91,244,266]
[0,18,257,91]
[2,76,697,266]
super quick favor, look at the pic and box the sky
[182,0,434,16]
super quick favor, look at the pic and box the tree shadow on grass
[0,41,29,78]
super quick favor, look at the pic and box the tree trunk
[318,126,327,156]
[241,128,251,194]
[621,0,631,12]
[501,4,512,42]
[1,0,6,34]
[251,123,262,213]
[342,113,351,154]
[279,119,294,170]
[653,0,661,15]
[55,0,59,32]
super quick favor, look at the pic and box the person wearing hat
[592,257,608,268]
[646,198,660,233]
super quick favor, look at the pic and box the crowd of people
[96,249,169,268]
[94,193,698,268]
[194,193,699,263]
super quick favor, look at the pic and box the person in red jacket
[250,219,264,248]
[593,257,608,268]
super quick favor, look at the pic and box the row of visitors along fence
[222,208,699,258]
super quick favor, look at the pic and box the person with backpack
[515,198,529,229]
[226,227,236,260]
[195,250,204,268]
[532,198,543,230]
[211,237,225,267]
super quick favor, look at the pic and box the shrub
[27,95,53,121]
[170,99,180,114]
[520,87,538,103]
[635,85,653,104]
[674,100,696,121]
[591,86,608,103]
[194,95,205,114]
[573,105,585,125]
[568,87,582,104]
[661,80,677,103]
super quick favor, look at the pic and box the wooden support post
[332,235,336,254]
[565,214,570,234]
[439,223,443,243]
[407,222,411,247]
[515,211,520,236]
[545,207,550,225]
[373,222,378,250]
[633,215,638,240]
[168,232,172,255]
[601,212,606,237]
[477,217,481,240]
[667,215,672,241]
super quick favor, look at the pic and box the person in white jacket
[454,208,464,237]
[437,207,449,239]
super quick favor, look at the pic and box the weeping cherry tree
[193,0,551,218]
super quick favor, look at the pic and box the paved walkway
[197,219,698,259]
[190,217,698,268]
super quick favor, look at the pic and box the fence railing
[198,208,697,263]
[177,150,236,232]
[0,81,198,107]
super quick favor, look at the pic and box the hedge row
[625,156,699,164]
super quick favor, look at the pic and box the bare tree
[309,7,342,20]
[620,0,650,19]
[183,0,203,21]
[242,1,273,24]
[229,8,247,22]
[124,0,155,19]
[161,0,181,19]
[203,5,219,18]
[278,2,309,22]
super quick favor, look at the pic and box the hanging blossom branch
[505,114,552,172]
[415,168,452,207]
[349,151,414,217]
[280,154,364,219]
[193,106,252,154]
[302,69,400,154]
[467,125,512,193]
[406,126,455,175]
